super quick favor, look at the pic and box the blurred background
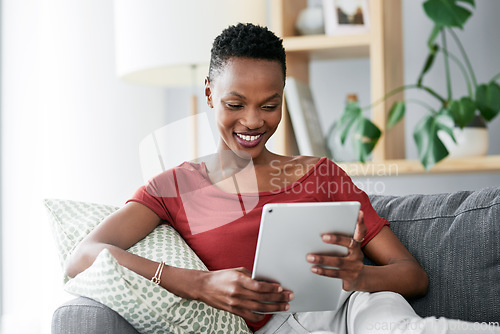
[2,0,500,332]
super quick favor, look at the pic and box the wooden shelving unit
[339,156,500,176]
[271,0,500,176]
[282,34,370,59]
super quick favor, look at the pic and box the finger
[348,238,360,250]
[237,267,253,276]
[307,248,363,269]
[237,285,294,307]
[310,265,340,278]
[320,233,352,248]
[307,253,343,267]
[244,277,285,294]
[236,273,293,304]
[227,294,292,319]
[310,262,363,279]
[229,283,294,305]
[353,210,367,243]
[247,299,291,313]
[254,302,290,314]
[253,290,294,304]
[235,267,285,293]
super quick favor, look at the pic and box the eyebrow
[226,92,282,102]
[227,91,246,100]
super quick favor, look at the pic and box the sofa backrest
[369,186,499,323]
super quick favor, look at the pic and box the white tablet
[252,201,360,313]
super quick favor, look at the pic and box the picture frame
[322,0,370,35]
[284,77,329,157]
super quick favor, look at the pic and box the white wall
[2,0,500,333]
[2,0,168,332]
[401,0,500,159]
[310,0,500,195]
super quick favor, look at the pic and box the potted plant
[328,0,500,170]
[326,94,381,163]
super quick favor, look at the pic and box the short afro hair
[208,23,286,82]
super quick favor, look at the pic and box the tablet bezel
[251,201,360,313]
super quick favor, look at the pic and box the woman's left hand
[306,210,367,292]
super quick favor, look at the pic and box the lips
[234,132,264,148]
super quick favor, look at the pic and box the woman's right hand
[196,267,293,322]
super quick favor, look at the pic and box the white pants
[255,291,500,334]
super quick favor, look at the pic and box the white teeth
[237,133,261,142]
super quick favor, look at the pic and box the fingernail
[277,286,283,292]
[312,267,319,273]
[285,304,290,311]
[306,255,315,262]
[289,293,294,301]
[322,234,332,242]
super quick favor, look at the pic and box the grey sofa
[52,186,500,333]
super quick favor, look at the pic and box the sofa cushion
[66,248,251,334]
[369,186,500,323]
[52,297,140,334]
[44,198,251,334]
[44,199,119,283]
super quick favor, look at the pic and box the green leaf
[491,72,500,83]
[387,101,406,129]
[436,109,457,143]
[337,102,362,144]
[476,82,500,121]
[413,111,454,170]
[423,0,475,29]
[448,97,476,128]
[332,101,380,163]
[352,118,381,163]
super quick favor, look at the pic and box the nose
[240,108,264,130]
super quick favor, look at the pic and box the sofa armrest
[52,297,140,334]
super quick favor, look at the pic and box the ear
[204,77,213,108]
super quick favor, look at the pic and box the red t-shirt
[127,157,388,331]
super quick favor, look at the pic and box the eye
[226,103,244,110]
[262,105,278,111]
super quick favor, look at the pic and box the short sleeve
[126,169,180,224]
[325,159,389,247]
[127,185,173,223]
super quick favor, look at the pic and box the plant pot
[437,115,489,158]
[326,121,367,162]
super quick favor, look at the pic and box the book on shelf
[284,77,329,157]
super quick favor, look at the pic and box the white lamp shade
[114,0,267,86]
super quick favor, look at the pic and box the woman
[66,23,498,333]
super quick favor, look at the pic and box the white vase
[295,6,325,35]
[437,116,489,158]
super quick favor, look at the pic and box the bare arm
[65,201,163,279]
[307,212,428,298]
[359,225,428,298]
[65,201,292,322]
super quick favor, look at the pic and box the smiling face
[205,57,284,164]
